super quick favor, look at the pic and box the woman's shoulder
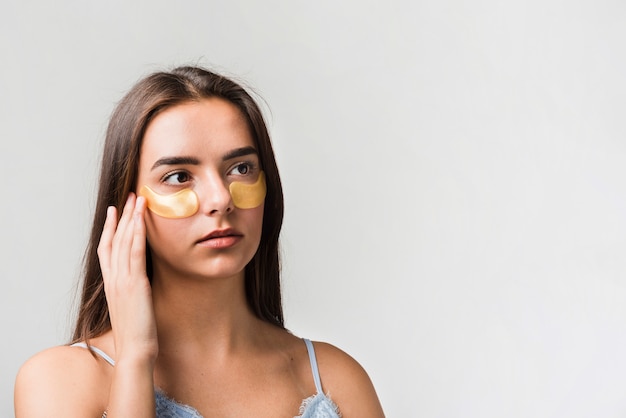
[309,340,386,418]
[15,340,113,417]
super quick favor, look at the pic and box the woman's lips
[196,228,243,249]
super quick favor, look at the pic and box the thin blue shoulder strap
[303,338,323,394]
[71,342,116,367]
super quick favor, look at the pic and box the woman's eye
[231,163,251,176]
[163,171,190,185]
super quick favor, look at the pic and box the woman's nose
[199,175,234,215]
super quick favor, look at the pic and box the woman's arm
[105,356,156,417]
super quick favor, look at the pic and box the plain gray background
[2,1,626,416]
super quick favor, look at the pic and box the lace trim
[155,389,204,418]
[295,392,341,418]
[102,392,339,418]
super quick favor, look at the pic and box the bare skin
[14,99,385,418]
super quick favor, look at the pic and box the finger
[111,194,137,275]
[97,205,118,280]
[130,196,147,277]
[113,194,136,245]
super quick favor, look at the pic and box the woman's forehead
[140,98,255,164]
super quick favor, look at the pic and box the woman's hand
[97,194,157,417]
[98,194,158,364]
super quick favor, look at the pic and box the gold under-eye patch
[139,186,200,218]
[139,171,267,218]
[229,171,266,209]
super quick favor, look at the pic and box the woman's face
[136,98,264,282]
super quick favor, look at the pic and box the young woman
[14,66,385,417]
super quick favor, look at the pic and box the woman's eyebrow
[151,156,200,170]
[150,147,257,171]
[222,146,258,161]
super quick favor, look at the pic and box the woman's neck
[150,270,260,356]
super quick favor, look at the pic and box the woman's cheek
[144,215,187,253]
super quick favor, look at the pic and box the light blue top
[72,339,340,418]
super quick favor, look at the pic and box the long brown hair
[72,66,284,343]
